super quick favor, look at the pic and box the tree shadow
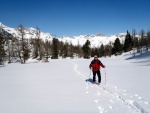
[125,52,150,66]
[126,52,150,60]
[0,65,6,68]
[131,60,150,66]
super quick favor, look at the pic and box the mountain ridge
[0,22,127,47]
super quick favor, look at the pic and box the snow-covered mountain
[0,22,127,47]
[59,33,127,47]
[0,22,53,41]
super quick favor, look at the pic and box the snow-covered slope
[0,51,150,113]
[0,22,53,41]
[0,22,127,47]
[59,32,126,47]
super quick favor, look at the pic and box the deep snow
[0,52,150,113]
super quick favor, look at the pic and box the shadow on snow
[125,52,150,66]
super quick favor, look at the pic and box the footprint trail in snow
[71,61,150,113]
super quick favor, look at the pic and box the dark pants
[93,70,101,83]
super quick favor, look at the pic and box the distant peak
[0,22,5,27]
[0,22,3,25]
[96,32,105,36]
[28,27,36,30]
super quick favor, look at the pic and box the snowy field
[0,52,150,113]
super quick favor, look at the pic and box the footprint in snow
[144,101,149,105]
[94,100,98,103]
[134,94,149,105]
[138,97,142,100]
[98,106,105,113]
[97,91,101,96]
[114,86,118,90]
[109,100,114,104]
[109,105,113,109]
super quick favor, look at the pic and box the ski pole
[89,68,92,78]
[104,68,106,85]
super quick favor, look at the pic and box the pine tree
[17,24,31,63]
[139,29,145,55]
[32,38,39,58]
[69,43,74,58]
[0,34,5,64]
[112,38,122,55]
[82,40,91,59]
[99,44,105,57]
[76,40,82,58]
[91,48,95,57]
[17,25,26,63]
[147,31,150,51]
[132,29,136,57]
[5,37,12,63]
[52,38,58,59]
[104,44,112,57]
[59,41,64,57]
[123,31,133,52]
[63,42,69,58]
[91,48,99,57]
[44,40,51,58]
[35,26,43,60]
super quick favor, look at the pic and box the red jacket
[89,59,105,71]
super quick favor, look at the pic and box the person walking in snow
[89,55,105,84]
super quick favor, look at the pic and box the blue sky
[0,0,150,37]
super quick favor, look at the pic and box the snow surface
[0,52,150,113]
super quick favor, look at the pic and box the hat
[94,55,98,58]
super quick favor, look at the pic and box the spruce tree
[147,31,150,51]
[123,31,133,52]
[99,44,105,57]
[69,43,74,58]
[17,25,26,63]
[35,26,43,60]
[104,44,112,57]
[112,38,122,55]
[140,29,145,55]
[76,40,82,58]
[63,42,69,58]
[0,34,5,64]
[52,38,58,59]
[82,40,91,59]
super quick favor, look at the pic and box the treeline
[0,25,150,64]
[112,30,150,56]
[82,29,150,58]
[0,25,84,64]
